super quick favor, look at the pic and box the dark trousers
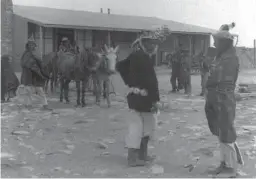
[1,71,6,101]
[183,70,191,94]
[170,65,182,90]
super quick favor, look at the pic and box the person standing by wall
[170,44,183,92]
[180,50,191,95]
[198,51,210,96]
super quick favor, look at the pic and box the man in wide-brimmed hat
[116,26,170,167]
[204,22,243,177]
[20,34,51,110]
[59,37,71,53]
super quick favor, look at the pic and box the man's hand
[151,102,161,113]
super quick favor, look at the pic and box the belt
[128,87,148,96]
[207,85,235,93]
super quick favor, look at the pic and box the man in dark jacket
[20,35,51,110]
[170,44,183,92]
[198,52,210,96]
[205,22,243,177]
[59,37,71,53]
[180,50,191,95]
[116,32,162,167]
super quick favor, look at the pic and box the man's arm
[116,55,132,86]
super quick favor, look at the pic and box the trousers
[200,71,210,93]
[125,111,157,149]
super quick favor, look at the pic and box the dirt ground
[1,70,256,178]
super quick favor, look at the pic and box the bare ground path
[1,71,256,178]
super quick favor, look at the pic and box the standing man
[116,32,162,167]
[205,22,243,177]
[59,37,71,53]
[180,50,191,95]
[198,52,210,96]
[20,35,51,110]
[170,44,183,92]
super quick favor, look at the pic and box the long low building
[12,5,217,71]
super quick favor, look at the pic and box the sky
[13,0,256,48]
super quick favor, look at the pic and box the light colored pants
[126,111,157,149]
[23,86,48,106]
[219,140,243,171]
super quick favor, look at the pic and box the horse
[57,49,90,107]
[42,52,59,93]
[87,45,119,107]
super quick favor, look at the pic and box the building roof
[13,5,216,35]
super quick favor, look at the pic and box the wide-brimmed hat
[28,34,36,44]
[62,37,69,42]
[212,22,236,40]
[27,34,36,45]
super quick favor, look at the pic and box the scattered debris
[11,130,30,135]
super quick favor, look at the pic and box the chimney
[108,8,110,14]
[100,8,103,13]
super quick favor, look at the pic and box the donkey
[57,49,90,107]
[88,45,119,107]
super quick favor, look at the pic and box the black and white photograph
[1,0,256,177]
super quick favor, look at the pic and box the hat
[27,34,36,44]
[62,37,69,41]
[212,22,236,40]
[131,25,171,48]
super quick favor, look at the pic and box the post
[107,31,111,47]
[189,36,193,58]
[74,29,78,43]
[252,40,255,66]
[39,26,45,58]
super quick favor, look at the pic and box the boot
[127,148,145,167]
[139,136,155,162]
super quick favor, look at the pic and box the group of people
[168,44,192,94]
[116,22,243,177]
[168,44,212,97]
[1,21,243,177]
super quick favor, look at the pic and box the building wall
[1,0,13,56]
[12,15,28,71]
[75,29,93,49]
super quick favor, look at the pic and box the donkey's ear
[114,45,119,53]
[104,44,109,52]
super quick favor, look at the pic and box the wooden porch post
[39,26,45,58]
[74,29,78,44]
[189,35,193,57]
[107,31,111,47]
